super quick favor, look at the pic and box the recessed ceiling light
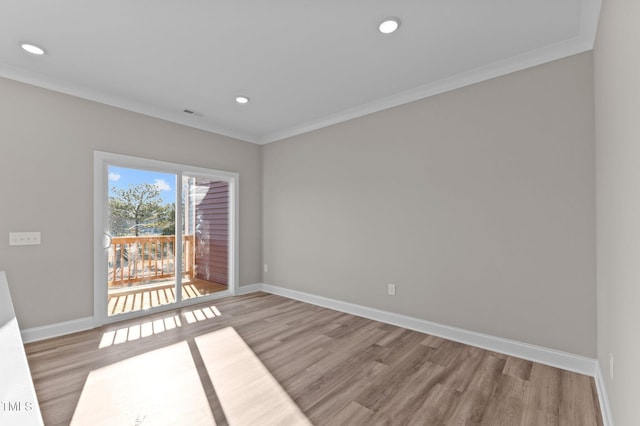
[20,43,46,55]
[378,18,400,34]
[235,96,250,104]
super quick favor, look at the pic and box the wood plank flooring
[25,292,602,425]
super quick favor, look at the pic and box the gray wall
[0,77,262,329]
[1,49,599,361]
[594,0,640,424]
[263,53,596,357]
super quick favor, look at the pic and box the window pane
[181,176,229,300]
[107,166,177,316]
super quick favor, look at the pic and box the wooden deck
[108,278,227,316]
[108,235,195,287]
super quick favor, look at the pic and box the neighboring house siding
[193,179,229,285]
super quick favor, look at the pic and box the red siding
[193,179,228,285]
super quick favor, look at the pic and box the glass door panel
[181,175,229,300]
[106,166,177,316]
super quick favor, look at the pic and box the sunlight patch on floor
[184,306,221,324]
[99,315,182,349]
[71,341,215,426]
[99,304,222,349]
[196,327,311,426]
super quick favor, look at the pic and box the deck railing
[108,235,194,287]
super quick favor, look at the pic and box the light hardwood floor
[25,292,602,425]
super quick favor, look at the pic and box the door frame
[93,151,239,326]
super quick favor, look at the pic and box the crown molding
[259,0,601,144]
[0,62,259,144]
[1,1,601,146]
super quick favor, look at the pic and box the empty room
[0,1,637,425]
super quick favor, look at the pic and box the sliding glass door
[94,152,237,324]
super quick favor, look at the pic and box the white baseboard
[20,282,265,342]
[236,283,263,295]
[257,283,614,425]
[594,362,615,426]
[21,316,94,343]
[258,283,597,377]
[19,282,613,425]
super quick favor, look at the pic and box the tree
[109,183,173,236]
[158,203,176,235]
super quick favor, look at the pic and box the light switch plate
[388,283,396,296]
[9,232,41,246]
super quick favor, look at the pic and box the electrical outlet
[263,264,268,273]
[388,283,396,296]
[9,232,41,246]
[610,353,614,381]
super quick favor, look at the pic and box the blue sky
[108,166,176,205]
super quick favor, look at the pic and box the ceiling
[0,1,601,144]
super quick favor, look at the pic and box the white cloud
[154,178,171,191]
[108,172,121,181]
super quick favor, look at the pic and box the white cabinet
[0,272,43,426]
